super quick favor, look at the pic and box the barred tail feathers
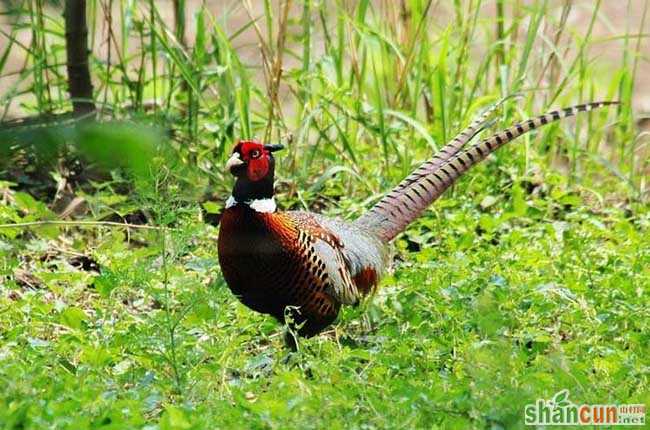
[379,99,506,200]
[358,101,617,242]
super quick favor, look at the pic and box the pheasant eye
[250,149,261,159]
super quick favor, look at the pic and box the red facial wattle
[236,140,270,182]
[247,156,269,181]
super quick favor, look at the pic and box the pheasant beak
[225,152,244,173]
[264,144,285,152]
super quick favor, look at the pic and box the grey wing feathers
[311,239,360,305]
[315,215,388,278]
[290,212,388,305]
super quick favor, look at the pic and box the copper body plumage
[218,102,617,337]
[219,208,340,336]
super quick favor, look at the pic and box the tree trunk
[64,0,95,115]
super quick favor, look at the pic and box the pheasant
[217,101,616,338]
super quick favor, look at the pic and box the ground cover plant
[0,0,648,428]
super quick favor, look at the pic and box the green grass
[0,0,649,428]
[0,178,648,429]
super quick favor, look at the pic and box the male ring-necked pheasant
[218,101,616,338]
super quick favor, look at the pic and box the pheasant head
[225,140,284,210]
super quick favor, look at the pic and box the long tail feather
[357,101,618,241]
[380,97,512,200]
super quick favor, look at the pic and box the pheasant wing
[288,211,388,303]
